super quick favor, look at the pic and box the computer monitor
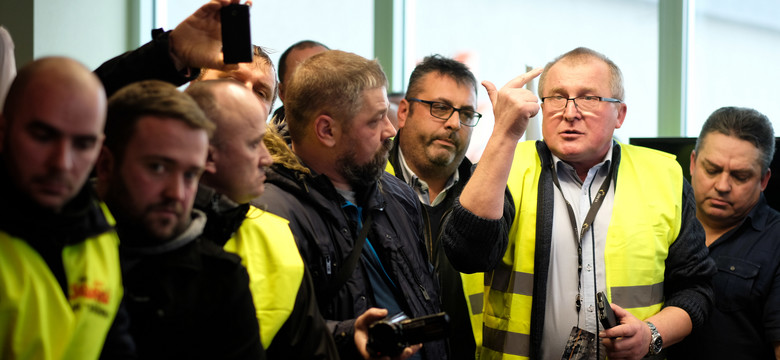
[629,137,780,211]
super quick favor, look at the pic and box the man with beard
[96,80,264,360]
[255,50,446,360]
[385,55,484,359]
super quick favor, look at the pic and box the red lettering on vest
[69,280,110,304]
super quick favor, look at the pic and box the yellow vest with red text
[480,141,682,360]
[222,207,304,348]
[0,204,123,360]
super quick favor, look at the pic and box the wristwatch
[646,321,663,355]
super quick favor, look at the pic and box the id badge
[560,326,606,360]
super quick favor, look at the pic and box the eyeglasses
[540,96,622,112]
[407,97,482,127]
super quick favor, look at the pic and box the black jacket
[94,29,198,97]
[387,136,477,360]
[255,163,447,360]
[120,211,265,360]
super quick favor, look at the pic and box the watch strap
[646,321,663,355]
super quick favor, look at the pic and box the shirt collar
[551,141,614,186]
[397,147,459,205]
[738,194,774,232]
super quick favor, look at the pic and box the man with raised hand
[96,0,278,111]
[443,47,715,359]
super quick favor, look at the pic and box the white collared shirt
[541,142,616,359]
[397,148,459,206]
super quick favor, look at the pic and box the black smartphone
[597,291,618,329]
[220,4,252,64]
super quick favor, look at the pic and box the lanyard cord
[550,157,615,317]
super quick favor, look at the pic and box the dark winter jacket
[255,164,447,360]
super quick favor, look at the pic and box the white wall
[32,0,128,70]
[408,0,659,160]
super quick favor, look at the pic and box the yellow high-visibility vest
[223,206,304,348]
[0,203,123,360]
[480,141,682,360]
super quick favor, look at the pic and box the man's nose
[48,140,73,171]
[164,175,187,201]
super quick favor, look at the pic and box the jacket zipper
[400,250,431,301]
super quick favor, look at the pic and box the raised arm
[459,68,542,219]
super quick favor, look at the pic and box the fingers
[481,80,498,106]
[395,343,422,360]
[503,67,543,90]
[356,307,389,328]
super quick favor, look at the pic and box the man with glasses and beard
[255,50,446,360]
[386,55,485,359]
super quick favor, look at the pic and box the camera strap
[329,211,374,297]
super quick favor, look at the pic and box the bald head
[1,57,106,212]
[186,79,273,203]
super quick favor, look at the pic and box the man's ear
[397,98,410,129]
[313,114,337,147]
[760,168,771,191]
[278,83,286,103]
[205,144,218,175]
[95,146,114,199]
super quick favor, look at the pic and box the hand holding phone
[597,291,618,329]
[220,4,252,64]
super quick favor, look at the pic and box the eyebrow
[27,120,62,136]
[142,155,204,171]
[546,87,600,96]
[703,158,755,174]
[27,120,99,142]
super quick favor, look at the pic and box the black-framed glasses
[407,97,482,127]
[540,96,622,112]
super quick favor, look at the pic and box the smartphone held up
[220,4,252,64]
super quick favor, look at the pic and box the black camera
[367,312,450,358]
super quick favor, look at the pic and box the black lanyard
[550,157,615,313]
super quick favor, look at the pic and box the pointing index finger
[503,67,543,90]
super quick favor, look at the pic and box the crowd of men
[1,0,778,359]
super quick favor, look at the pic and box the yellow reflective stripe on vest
[0,203,122,360]
[223,206,304,349]
[480,141,683,359]
[461,272,485,352]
